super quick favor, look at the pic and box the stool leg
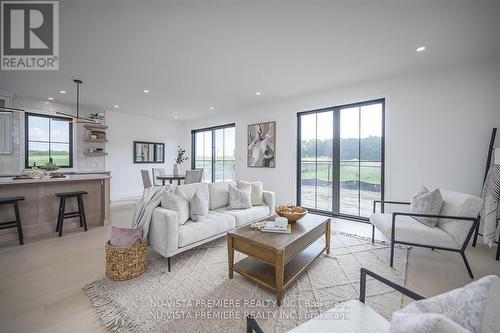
[56,197,63,233]
[78,195,88,232]
[58,197,66,237]
[78,197,84,228]
[13,201,24,245]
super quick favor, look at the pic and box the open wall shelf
[83,151,108,156]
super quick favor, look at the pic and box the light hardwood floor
[1,200,499,333]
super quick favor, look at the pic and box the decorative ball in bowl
[276,204,308,223]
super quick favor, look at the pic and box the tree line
[301,136,381,161]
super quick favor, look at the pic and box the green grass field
[301,161,381,184]
[28,154,70,167]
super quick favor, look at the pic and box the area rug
[84,232,409,333]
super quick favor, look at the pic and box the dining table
[156,175,185,185]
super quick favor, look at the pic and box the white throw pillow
[237,180,264,206]
[228,184,252,209]
[208,182,230,209]
[409,186,444,227]
[161,187,190,225]
[190,190,209,222]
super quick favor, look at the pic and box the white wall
[186,58,500,205]
[106,110,187,200]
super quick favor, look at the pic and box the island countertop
[0,174,110,186]
[0,174,110,244]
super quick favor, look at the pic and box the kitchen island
[0,174,110,243]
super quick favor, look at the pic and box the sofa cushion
[215,205,270,226]
[237,180,264,206]
[178,183,210,202]
[437,190,483,246]
[228,184,252,209]
[371,213,459,249]
[208,182,230,210]
[190,190,209,222]
[178,211,236,247]
[161,187,190,225]
[288,299,390,333]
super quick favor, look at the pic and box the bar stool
[56,191,88,237]
[0,196,25,245]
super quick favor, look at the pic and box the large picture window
[297,99,384,220]
[25,113,73,168]
[191,123,235,182]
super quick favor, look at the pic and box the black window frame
[296,98,385,223]
[191,123,236,182]
[25,112,74,168]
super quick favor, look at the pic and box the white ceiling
[1,0,499,121]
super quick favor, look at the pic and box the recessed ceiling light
[59,90,66,94]
[174,115,179,119]
[209,106,215,110]
[113,105,119,108]
[48,97,54,100]
[255,92,262,95]
[143,89,149,93]
[416,46,426,52]
[45,101,50,104]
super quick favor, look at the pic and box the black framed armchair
[246,268,425,333]
[370,189,483,278]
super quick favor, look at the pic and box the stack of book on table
[261,221,291,234]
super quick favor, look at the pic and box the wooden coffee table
[227,215,331,306]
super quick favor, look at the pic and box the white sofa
[148,182,275,260]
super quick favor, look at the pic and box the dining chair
[184,169,203,184]
[141,170,152,189]
[152,168,166,186]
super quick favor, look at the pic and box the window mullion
[48,118,51,164]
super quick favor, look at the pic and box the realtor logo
[1,0,59,70]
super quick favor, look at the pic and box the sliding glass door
[192,123,235,182]
[298,99,384,220]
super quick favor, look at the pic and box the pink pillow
[110,226,143,247]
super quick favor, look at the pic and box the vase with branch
[173,146,188,176]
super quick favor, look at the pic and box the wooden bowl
[276,207,308,223]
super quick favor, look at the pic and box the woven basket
[105,240,148,281]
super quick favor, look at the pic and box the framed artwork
[133,141,165,163]
[247,121,276,168]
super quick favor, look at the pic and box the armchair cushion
[409,187,443,227]
[287,299,389,333]
[370,213,459,249]
[437,190,483,246]
[390,275,499,333]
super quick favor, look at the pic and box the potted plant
[89,112,105,124]
[173,146,188,176]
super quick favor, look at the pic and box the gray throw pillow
[228,184,252,209]
[190,190,209,222]
[409,186,444,227]
[162,187,190,225]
